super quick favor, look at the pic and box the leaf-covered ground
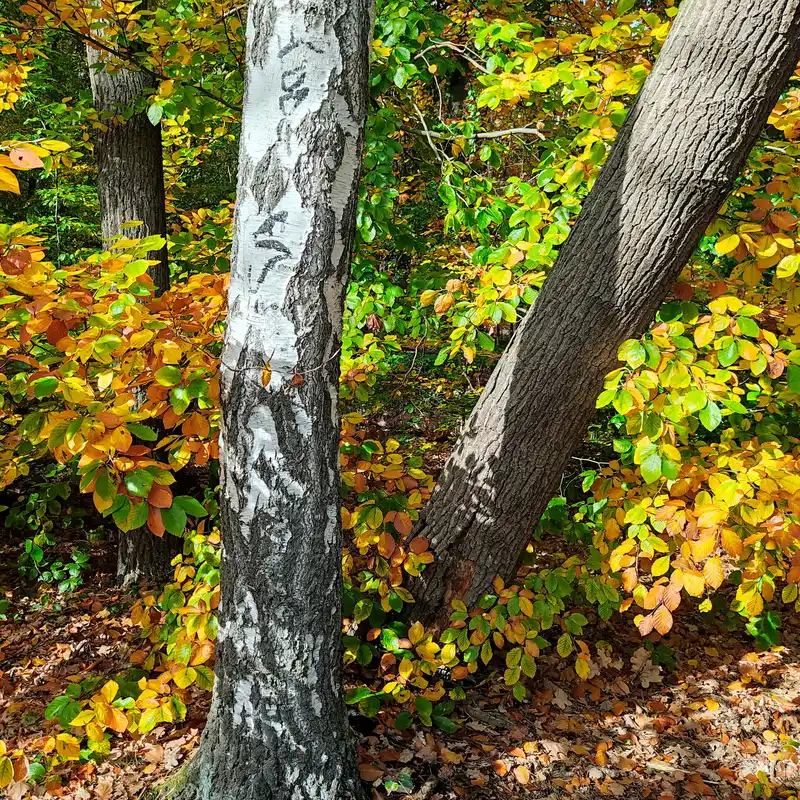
[2,530,798,800]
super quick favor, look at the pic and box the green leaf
[556,633,573,658]
[618,0,636,12]
[31,376,59,398]
[788,365,800,393]
[130,500,149,530]
[161,504,187,536]
[46,695,81,727]
[95,334,123,358]
[718,339,738,367]
[125,469,153,499]
[95,469,116,501]
[699,400,722,431]
[415,696,433,724]
[194,665,215,690]
[612,390,634,415]
[433,715,458,733]
[640,452,662,484]
[685,389,708,413]
[345,687,373,705]
[170,387,190,414]
[155,366,182,387]
[172,496,207,517]
[147,103,164,125]
[737,316,759,338]
[127,423,158,441]
[618,339,646,368]
[395,711,413,730]
[661,459,680,481]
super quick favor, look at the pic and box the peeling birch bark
[171,0,371,797]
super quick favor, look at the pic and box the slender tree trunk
[87,49,169,292]
[411,0,800,627]
[171,0,370,797]
[87,34,173,585]
[116,528,183,588]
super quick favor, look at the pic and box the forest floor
[2,525,800,800]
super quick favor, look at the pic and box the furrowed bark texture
[87,33,173,585]
[116,528,183,588]
[411,0,800,627]
[174,0,370,798]
[87,48,169,293]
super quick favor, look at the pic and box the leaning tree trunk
[171,0,370,798]
[411,0,800,627]
[87,37,174,586]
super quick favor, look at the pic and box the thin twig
[416,39,491,75]
[405,125,545,141]
[412,102,443,161]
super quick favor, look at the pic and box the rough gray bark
[87,48,169,293]
[171,0,371,798]
[87,29,173,585]
[411,0,800,627]
[116,528,182,588]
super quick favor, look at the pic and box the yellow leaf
[651,555,670,577]
[0,166,20,194]
[41,140,70,152]
[513,765,531,785]
[683,569,706,597]
[721,528,743,558]
[408,621,424,645]
[55,733,81,761]
[100,679,118,704]
[173,667,197,689]
[715,234,740,256]
[776,254,800,279]
[694,322,715,348]
[703,557,724,589]
[94,701,128,733]
[0,757,12,789]
[69,709,95,727]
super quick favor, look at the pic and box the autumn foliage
[2,0,800,793]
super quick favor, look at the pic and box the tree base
[117,528,183,588]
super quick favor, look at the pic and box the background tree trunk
[87,34,173,586]
[172,0,370,797]
[116,529,182,588]
[411,0,800,627]
[87,49,169,293]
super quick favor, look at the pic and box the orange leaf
[393,511,413,536]
[148,506,166,537]
[148,483,173,509]
[409,536,429,554]
[9,147,44,170]
[378,532,396,558]
[190,641,214,666]
[653,605,673,635]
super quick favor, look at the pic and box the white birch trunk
[169,0,371,797]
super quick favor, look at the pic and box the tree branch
[405,125,546,141]
[15,3,242,113]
